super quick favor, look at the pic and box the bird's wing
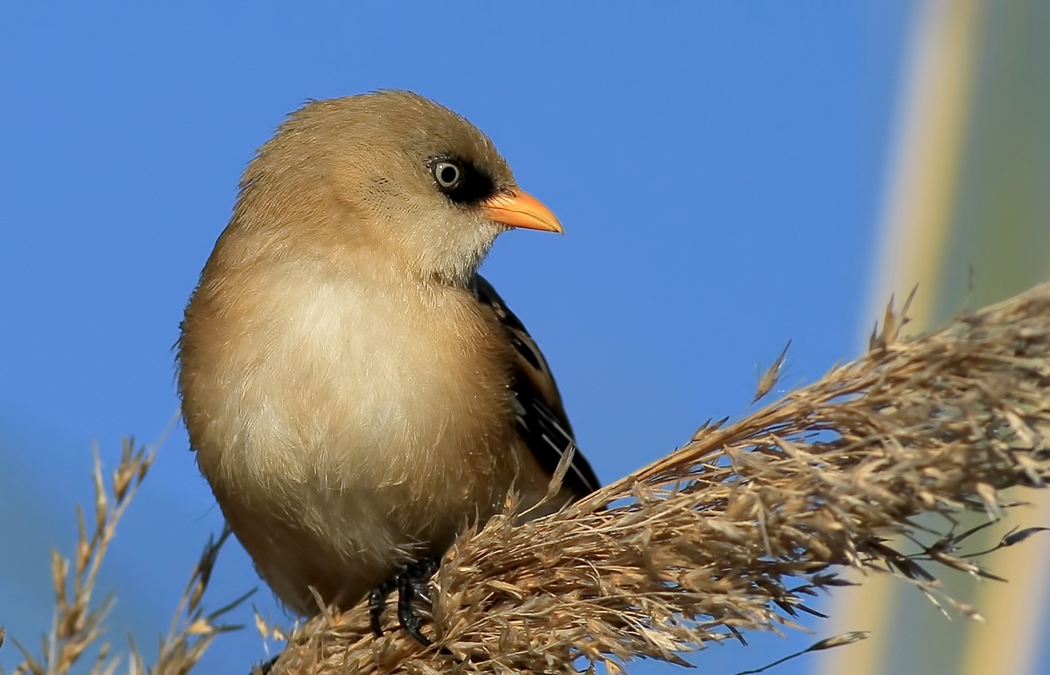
[472,274,601,497]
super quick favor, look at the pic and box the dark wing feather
[472,274,600,497]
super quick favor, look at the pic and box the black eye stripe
[430,157,497,205]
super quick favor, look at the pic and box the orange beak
[480,189,564,234]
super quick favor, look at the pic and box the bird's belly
[185,279,520,612]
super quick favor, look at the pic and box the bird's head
[230,90,562,285]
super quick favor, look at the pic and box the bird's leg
[368,577,397,637]
[396,556,440,645]
[369,556,440,644]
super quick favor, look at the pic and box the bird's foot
[368,556,440,645]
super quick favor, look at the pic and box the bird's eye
[433,161,463,190]
[430,157,496,204]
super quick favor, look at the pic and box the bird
[177,90,600,643]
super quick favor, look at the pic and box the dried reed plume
[3,439,245,675]
[265,283,1050,675]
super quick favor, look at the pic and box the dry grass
[2,439,245,675]
[5,283,1050,674]
[264,282,1050,674]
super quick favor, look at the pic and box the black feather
[472,275,601,497]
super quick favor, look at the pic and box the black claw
[368,557,440,645]
[398,573,432,645]
[368,578,396,637]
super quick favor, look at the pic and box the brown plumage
[177,91,599,627]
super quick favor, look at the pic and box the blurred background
[2,3,1048,674]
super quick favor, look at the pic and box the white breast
[181,254,528,612]
[225,267,504,480]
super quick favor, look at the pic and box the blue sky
[0,4,911,673]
